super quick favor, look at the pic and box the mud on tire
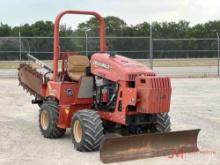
[39,100,66,138]
[71,109,104,152]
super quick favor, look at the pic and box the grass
[0,58,218,69]
[0,61,53,69]
[0,62,20,69]
[137,58,218,67]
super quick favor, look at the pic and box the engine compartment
[94,76,118,112]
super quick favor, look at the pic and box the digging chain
[18,63,49,98]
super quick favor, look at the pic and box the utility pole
[81,28,90,56]
[149,25,153,69]
[85,30,88,56]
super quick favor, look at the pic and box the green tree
[0,23,12,36]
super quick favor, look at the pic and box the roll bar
[53,10,107,81]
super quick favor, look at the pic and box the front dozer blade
[100,129,200,163]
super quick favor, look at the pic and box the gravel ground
[0,78,219,165]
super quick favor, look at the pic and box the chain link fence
[0,36,151,60]
[0,36,219,77]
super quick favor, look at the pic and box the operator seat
[67,55,89,81]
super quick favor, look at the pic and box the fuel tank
[90,53,155,82]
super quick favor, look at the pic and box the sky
[0,0,220,29]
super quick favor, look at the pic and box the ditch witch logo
[92,60,111,70]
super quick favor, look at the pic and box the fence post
[217,32,219,77]
[149,25,153,69]
[19,31,22,61]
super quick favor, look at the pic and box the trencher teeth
[18,63,44,99]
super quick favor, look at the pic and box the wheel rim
[73,120,82,143]
[40,110,49,130]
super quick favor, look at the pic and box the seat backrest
[67,55,89,81]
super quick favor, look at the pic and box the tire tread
[71,109,104,152]
[39,100,66,138]
[153,113,171,133]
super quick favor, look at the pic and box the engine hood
[90,53,155,82]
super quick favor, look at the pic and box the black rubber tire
[37,103,42,108]
[39,100,66,138]
[71,109,104,152]
[102,120,116,133]
[152,113,171,133]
